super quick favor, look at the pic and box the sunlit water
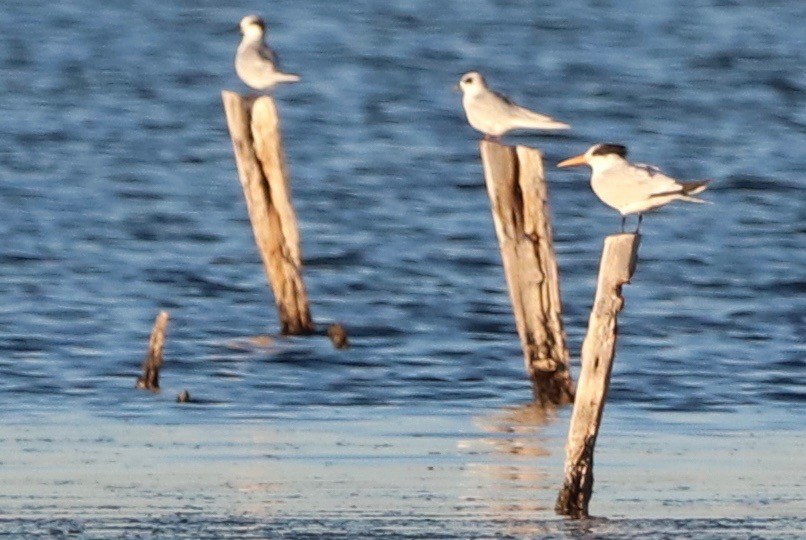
[0,0,803,537]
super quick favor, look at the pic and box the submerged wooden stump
[556,233,640,518]
[222,91,314,335]
[327,323,350,349]
[136,310,169,391]
[480,141,574,406]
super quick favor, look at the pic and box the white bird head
[558,143,628,169]
[239,15,266,37]
[456,71,488,96]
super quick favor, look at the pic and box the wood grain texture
[136,310,169,391]
[222,91,314,335]
[480,140,573,405]
[556,233,640,517]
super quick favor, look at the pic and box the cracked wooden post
[480,140,574,406]
[136,310,169,391]
[222,91,314,335]
[556,233,640,518]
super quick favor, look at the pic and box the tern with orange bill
[456,71,570,140]
[557,143,709,232]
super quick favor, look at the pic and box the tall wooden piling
[136,310,169,391]
[222,91,314,335]
[480,141,574,406]
[556,233,640,518]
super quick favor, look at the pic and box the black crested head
[591,144,627,158]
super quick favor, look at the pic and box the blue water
[0,0,804,536]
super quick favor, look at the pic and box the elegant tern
[558,143,709,232]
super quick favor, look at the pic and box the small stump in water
[328,323,350,349]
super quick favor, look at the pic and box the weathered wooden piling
[222,91,314,335]
[480,141,574,406]
[136,310,169,391]
[556,233,640,518]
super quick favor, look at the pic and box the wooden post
[480,141,574,406]
[136,311,169,391]
[556,233,640,518]
[222,91,314,335]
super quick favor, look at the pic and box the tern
[235,15,300,91]
[557,143,709,232]
[456,71,570,140]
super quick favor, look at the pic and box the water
[0,0,804,536]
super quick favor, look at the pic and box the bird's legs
[635,214,643,234]
[620,215,626,233]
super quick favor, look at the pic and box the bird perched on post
[235,15,300,91]
[456,71,570,140]
[558,143,709,232]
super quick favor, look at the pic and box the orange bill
[557,154,588,168]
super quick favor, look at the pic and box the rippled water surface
[1,0,804,537]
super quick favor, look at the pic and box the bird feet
[619,215,643,234]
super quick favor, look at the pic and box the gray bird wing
[476,89,517,115]
[624,163,686,197]
[491,89,517,106]
[257,43,277,66]
[492,89,556,123]
[634,163,662,176]
[237,41,280,78]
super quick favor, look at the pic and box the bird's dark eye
[463,77,472,84]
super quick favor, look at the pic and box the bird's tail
[276,72,301,84]
[682,180,709,196]
[514,108,571,130]
[519,116,570,130]
[678,194,709,204]
[677,180,711,204]
[527,119,571,130]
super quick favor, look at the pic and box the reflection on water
[472,401,556,458]
[1,408,803,537]
[457,403,559,524]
